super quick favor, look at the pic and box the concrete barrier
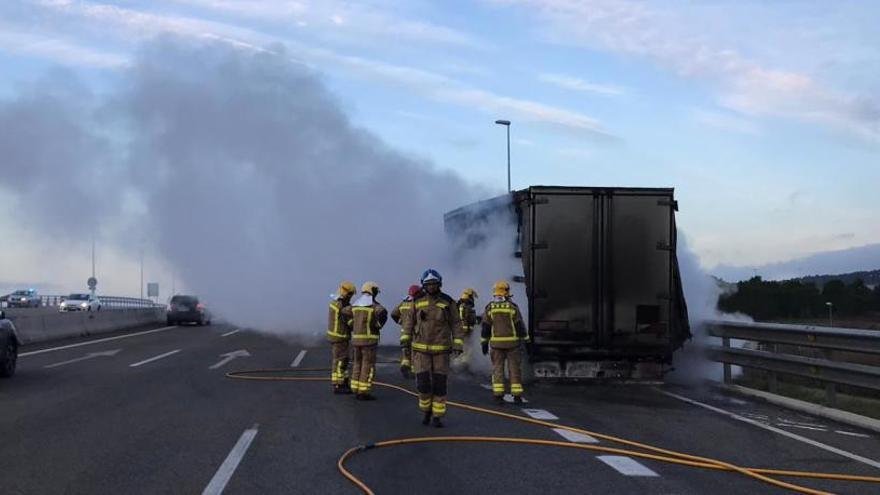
[3,307,165,345]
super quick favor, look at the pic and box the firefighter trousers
[351,345,377,394]
[330,341,350,386]
[491,346,524,397]
[413,351,449,417]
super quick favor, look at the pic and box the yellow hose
[227,367,880,495]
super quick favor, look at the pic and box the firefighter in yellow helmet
[481,280,529,404]
[343,282,388,400]
[403,269,463,427]
[391,284,422,379]
[454,288,479,367]
[327,281,356,394]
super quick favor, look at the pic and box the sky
[1,0,879,296]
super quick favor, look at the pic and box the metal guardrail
[1,295,162,309]
[706,320,880,406]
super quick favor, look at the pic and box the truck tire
[0,335,16,378]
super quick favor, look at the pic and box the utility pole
[139,249,144,299]
[495,119,511,192]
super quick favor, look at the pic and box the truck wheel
[0,336,16,378]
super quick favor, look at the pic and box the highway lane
[2,324,879,494]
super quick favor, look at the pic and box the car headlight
[81,302,89,308]
[21,297,27,302]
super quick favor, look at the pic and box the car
[59,293,102,312]
[167,295,211,326]
[0,310,20,378]
[7,289,41,308]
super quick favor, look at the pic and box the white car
[59,293,102,312]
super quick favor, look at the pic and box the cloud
[539,73,625,96]
[0,27,127,68]
[166,0,485,48]
[713,243,880,282]
[16,0,612,138]
[499,0,880,142]
[692,109,759,135]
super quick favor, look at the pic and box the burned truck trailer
[444,186,690,379]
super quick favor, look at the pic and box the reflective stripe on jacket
[403,292,464,353]
[327,299,352,343]
[391,298,415,345]
[480,298,528,349]
[348,302,388,347]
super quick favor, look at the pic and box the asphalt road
[2,323,879,494]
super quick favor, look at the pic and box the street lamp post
[495,119,511,192]
[825,301,833,328]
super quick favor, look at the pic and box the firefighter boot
[432,416,444,428]
[339,378,353,394]
[513,396,524,405]
[422,410,432,425]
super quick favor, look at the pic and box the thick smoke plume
[0,38,504,338]
[668,234,752,385]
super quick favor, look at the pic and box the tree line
[717,276,880,321]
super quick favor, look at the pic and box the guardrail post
[766,343,778,393]
[823,348,837,407]
[722,337,732,384]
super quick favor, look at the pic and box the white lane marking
[21,326,178,357]
[202,424,259,495]
[836,430,872,438]
[553,428,599,444]
[221,329,240,337]
[778,424,827,432]
[209,350,251,370]
[291,350,307,368]
[777,418,827,428]
[503,394,529,404]
[597,456,659,477]
[522,409,558,420]
[129,349,181,368]
[44,349,122,369]
[658,389,880,470]
[480,384,492,391]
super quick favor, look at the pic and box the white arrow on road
[44,349,122,369]
[209,350,251,370]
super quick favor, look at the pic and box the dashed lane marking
[522,409,559,420]
[597,456,659,477]
[129,349,181,368]
[836,430,872,438]
[20,326,178,357]
[553,428,599,444]
[202,424,259,495]
[221,329,240,337]
[291,350,307,368]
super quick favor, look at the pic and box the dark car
[1,310,20,378]
[167,295,211,326]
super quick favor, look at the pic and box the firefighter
[403,269,463,427]
[391,284,421,379]
[345,281,388,401]
[327,281,356,394]
[481,280,529,404]
[454,288,479,367]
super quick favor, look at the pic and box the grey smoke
[0,38,497,336]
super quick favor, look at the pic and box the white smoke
[0,38,506,339]
[667,233,752,385]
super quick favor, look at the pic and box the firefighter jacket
[391,297,415,346]
[457,298,477,334]
[345,297,388,347]
[327,297,353,343]
[481,297,528,350]
[404,292,464,354]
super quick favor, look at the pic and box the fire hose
[225,367,880,495]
